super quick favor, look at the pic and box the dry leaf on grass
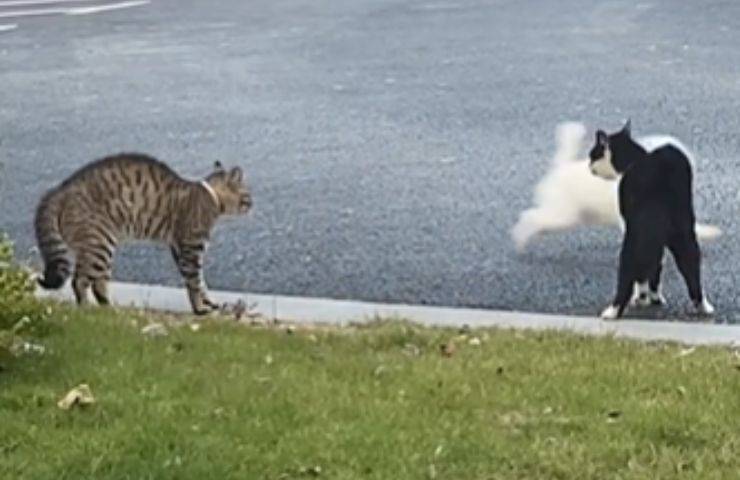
[403,343,421,357]
[225,299,261,322]
[440,342,456,358]
[305,466,322,476]
[606,410,622,423]
[295,465,322,477]
[7,340,46,357]
[57,384,95,410]
[141,323,168,338]
[676,347,696,358]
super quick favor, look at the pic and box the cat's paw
[192,307,212,316]
[600,305,620,320]
[192,299,218,316]
[648,291,667,306]
[631,292,652,308]
[696,298,715,316]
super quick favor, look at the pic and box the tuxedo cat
[511,121,721,252]
[589,120,714,319]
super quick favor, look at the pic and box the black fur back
[589,123,710,319]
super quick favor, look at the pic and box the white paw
[600,305,619,320]
[649,291,667,306]
[631,293,652,308]
[630,282,651,307]
[697,298,715,315]
[630,283,666,308]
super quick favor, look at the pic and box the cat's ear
[228,166,243,183]
[214,160,225,172]
[621,118,631,136]
[596,129,608,146]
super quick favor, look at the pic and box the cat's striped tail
[34,191,71,289]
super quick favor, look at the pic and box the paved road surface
[2,0,740,321]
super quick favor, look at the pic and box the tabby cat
[34,153,252,314]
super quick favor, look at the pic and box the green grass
[2,306,740,479]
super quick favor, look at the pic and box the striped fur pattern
[34,153,252,314]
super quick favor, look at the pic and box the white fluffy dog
[511,121,721,252]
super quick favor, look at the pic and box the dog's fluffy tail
[695,223,722,241]
[552,121,587,166]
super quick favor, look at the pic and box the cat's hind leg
[511,207,579,252]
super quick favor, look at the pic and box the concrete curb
[37,281,740,347]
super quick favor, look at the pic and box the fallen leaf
[229,299,260,322]
[433,444,444,458]
[12,316,31,334]
[232,299,247,320]
[141,323,168,338]
[57,384,95,410]
[440,342,456,358]
[298,465,322,477]
[403,343,421,357]
[676,347,696,358]
[12,341,45,356]
[606,409,622,423]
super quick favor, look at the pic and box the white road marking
[0,0,149,19]
[66,0,149,15]
[37,280,740,347]
[0,23,17,31]
[0,7,67,17]
[0,0,98,7]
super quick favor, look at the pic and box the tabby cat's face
[207,163,252,215]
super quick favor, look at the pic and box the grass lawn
[2,305,740,479]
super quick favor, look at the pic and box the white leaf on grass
[57,384,95,410]
[141,323,168,337]
[676,347,696,358]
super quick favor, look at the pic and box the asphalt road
[2,0,740,321]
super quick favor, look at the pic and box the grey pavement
[37,281,740,347]
[3,0,740,322]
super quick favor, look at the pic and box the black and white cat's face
[589,120,631,180]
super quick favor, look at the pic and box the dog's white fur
[511,122,722,252]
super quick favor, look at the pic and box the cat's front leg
[171,241,217,315]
